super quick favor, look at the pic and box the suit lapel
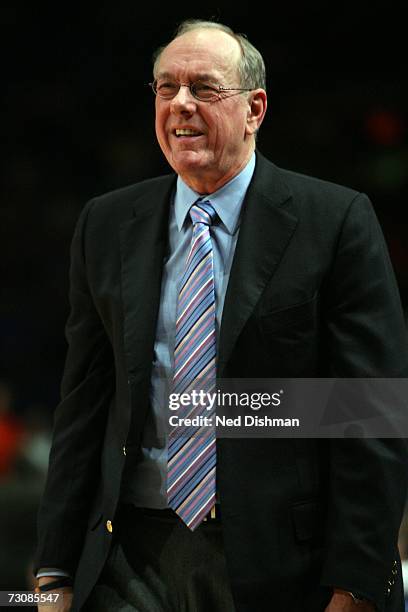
[119,177,175,379]
[218,154,298,375]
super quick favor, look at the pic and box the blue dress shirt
[121,153,256,507]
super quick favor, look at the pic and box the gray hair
[152,19,266,91]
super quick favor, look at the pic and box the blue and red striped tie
[167,200,217,530]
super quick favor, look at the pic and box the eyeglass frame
[148,79,255,102]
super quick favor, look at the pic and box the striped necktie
[167,199,217,530]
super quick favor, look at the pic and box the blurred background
[1,1,407,606]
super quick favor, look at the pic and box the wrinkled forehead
[155,29,241,81]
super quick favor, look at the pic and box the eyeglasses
[149,79,254,102]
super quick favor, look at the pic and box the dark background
[1,2,408,596]
[2,3,407,414]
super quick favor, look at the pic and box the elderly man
[35,19,407,612]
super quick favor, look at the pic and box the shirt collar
[174,152,256,235]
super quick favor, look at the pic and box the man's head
[152,20,267,194]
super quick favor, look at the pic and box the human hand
[324,589,375,611]
[37,578,73,612]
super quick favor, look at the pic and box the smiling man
[34,19,407,612]
[153,27,266,193]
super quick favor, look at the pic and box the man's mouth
[175,129,203,137]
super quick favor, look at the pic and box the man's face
[154,29,259,193]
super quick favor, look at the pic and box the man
[35,19,408,612]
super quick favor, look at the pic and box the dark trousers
[84,505,236,612]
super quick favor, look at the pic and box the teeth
[175,129,201,136]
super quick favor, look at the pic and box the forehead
[156,29,241,80]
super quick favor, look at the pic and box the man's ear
[245,89,267,136]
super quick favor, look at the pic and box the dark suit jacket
[35,153,408,611]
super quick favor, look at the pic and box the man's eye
[157,82,178,92]
[195,82,216,92]
[193,82,219,99]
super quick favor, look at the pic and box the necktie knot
[189,200,217,226]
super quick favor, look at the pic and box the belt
[130,504,221,522]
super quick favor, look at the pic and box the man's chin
[171,151,210,176]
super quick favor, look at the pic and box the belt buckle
[203,505,217,522]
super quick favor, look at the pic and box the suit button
[106,520,113,533]
[123,446,127,456]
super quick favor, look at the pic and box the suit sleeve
[34,199,115,575]
[319,193,408,610]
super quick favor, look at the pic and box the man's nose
[170,85,197,113]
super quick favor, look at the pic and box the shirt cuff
[36,568,71,579]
